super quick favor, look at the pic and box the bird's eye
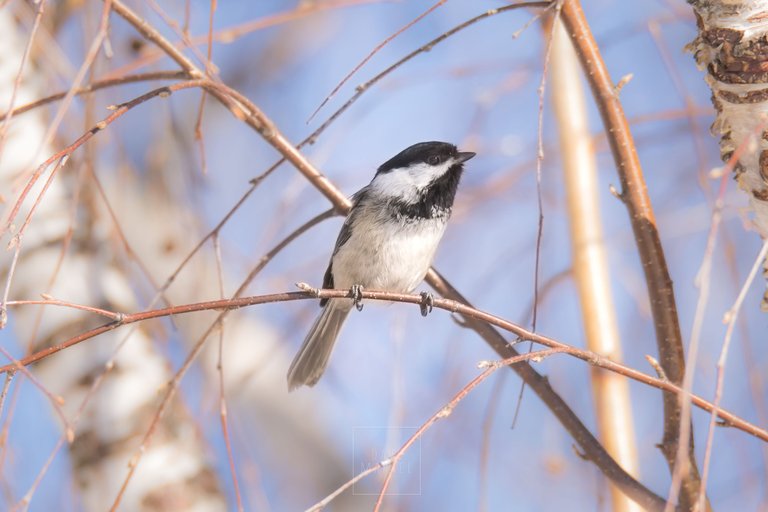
[427,155,441,165]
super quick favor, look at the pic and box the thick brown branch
[560,1,705,509]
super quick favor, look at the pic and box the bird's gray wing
[319,187,368,306]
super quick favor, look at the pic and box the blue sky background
[2,0,767,510]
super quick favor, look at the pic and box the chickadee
[287,141,475,390]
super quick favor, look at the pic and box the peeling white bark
[687,0,768,310]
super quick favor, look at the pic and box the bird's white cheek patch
[370,161,453,202]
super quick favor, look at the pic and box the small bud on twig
[296,282,320,297]
[614,73,633,95]
[645,355,668,381]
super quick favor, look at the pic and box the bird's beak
[456,151,476,163]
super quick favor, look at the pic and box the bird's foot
[351,284,365,312]
[419,291,434,317]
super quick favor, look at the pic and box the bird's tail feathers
[287,299,351,390]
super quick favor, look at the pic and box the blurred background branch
[548,16,641,512]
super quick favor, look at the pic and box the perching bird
[287,141,475,390]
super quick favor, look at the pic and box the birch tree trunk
[0,8,352,511]
[687,0,768,308]
[0,10,226,511]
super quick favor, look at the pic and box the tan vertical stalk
[561,2,707,508]
[549,20,641,511]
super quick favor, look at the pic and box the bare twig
[0,346,71,443]
[305,461,390,512]
[306,350,559,512]
[305,2,554,150]
[372,350,564,512]
[307,0,447,122]
[510,268,571,428]
[510,0,562,448]
[212,232,244,512]
[647,20,710,193]
[0,242,20,328]
[2,80,204,239]
[0,0,45,164]
[697,240,768,510]
[34,0,113,173]
[4,288,765,446]
[665,179,727,512]
[145,0,213,73]
[477,371,506,512]
[532,4,561,331]
[0,373,13,423]
[5,298,124,320]
[15,434,66,512]
[0,379,19,505]
[104,0,384,79]
[0,71,191,122]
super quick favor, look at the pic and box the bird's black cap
[376,141,475,175]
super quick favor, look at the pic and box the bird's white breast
[331,209,447,293]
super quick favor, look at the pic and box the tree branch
[560,1,705,509]
[2,288,765,446]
